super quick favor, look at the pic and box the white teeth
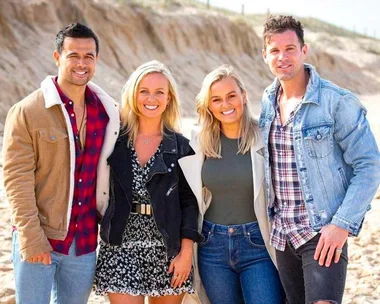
[75,71,86,75]
[222,109,235,115]
[144,105,159,110]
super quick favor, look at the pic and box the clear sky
[200,0,380,39]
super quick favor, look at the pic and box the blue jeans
[12,231,96,304]
[198,220,285,304]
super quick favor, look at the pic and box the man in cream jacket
[3,23,119,304]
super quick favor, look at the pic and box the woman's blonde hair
[196,64,258,158]
[120,60,181,142]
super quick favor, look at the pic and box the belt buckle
[132,201,152,216]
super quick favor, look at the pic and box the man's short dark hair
[263,15,304,49]
[55,23,99,55]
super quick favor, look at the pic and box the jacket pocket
[166,181,179,196]
[38,128,68,143]
[338,167,349,191]
[303,124,333,159]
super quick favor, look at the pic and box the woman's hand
[168,239,194,288]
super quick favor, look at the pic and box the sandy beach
[1,97,380,304]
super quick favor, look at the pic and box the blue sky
[199,0,380,39]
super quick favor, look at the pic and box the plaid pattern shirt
[49,77,109,256]
[269,87,317,251]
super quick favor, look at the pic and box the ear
[262,48,267,64]
[242,91,247,104]
[301,43,308,60]
[53,50,60,66]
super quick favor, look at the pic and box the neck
[57,78,86,106]
[279,69,309,100]
[221,123,240,139]
[138,117,162,135]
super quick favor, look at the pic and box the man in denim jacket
[260,15,380,304]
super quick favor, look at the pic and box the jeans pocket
[199,229,212,247]
[245,230,266,248]
[10,230,16,263]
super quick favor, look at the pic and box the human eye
[156,90,164,95]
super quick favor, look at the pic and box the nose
[278,51,287,61]
[76,57,87,66]
[147,93,155,101]
[221,99,230,109]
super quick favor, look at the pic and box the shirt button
[79,179,82,182]
[78,202,82,206]
[316,134,322,140]
[69,101,73,105]
[75,224,78,228]
[50,136,56,140]
[171,163,175,167]
[168,168,172,172]
[71,113,75,117]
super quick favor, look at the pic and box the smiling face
[208,77,246,134]
[53,37,98,88]
[263,29,308,82]
[136,72,170,121]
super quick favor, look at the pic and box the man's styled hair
[55,23,99,55]
[263,15,304,49]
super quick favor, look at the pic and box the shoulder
[171,132,194,157]
[318,78,363,109]
[8,89,45,119]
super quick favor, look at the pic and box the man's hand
[26,251,52,265]
[314,224,348,267]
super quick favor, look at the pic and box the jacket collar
[41,76,117,109]
[264,63,322,107]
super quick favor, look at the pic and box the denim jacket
[99,129,201,257]
[259,64,380,236]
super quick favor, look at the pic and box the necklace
[77,105,87,150]
[138,132,161,145]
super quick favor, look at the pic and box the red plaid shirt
[49,77,109,256]
[269,87,317,251]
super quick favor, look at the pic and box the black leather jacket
[99,129,201,257]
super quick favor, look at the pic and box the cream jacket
[3,76,120,259]
[179,130,276,304]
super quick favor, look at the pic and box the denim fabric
[276,234,348,304]
[260,64,380,236]
[198,220,285,304]
[12,231,96,304]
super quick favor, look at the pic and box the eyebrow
[139,87,165,90]
[210,90,237,98]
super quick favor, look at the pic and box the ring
[336,248,343,253]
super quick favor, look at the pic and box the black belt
[131,201,152,216]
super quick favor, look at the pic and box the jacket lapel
[107,136,133,204]
[250,135,265,204]
[178,136,205,213]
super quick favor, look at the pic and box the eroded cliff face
[0,0,379,131]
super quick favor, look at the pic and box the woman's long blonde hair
[120,60,181,143]
[196,64,258,158]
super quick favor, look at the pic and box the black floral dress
[94,144,194,297]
